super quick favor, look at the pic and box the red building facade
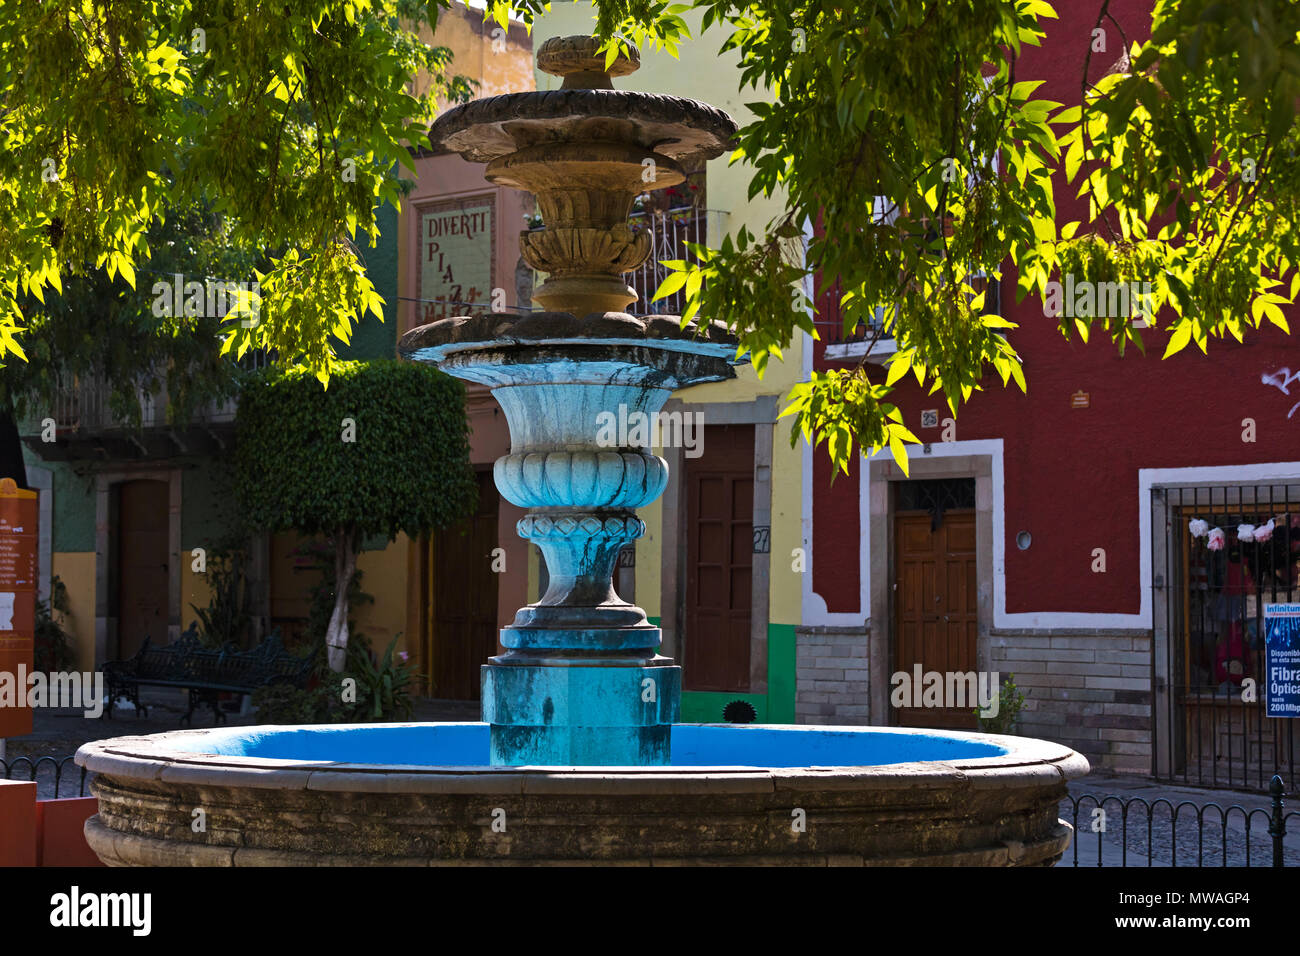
[800,0,1300,786]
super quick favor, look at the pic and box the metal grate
[1155,483,1300,792]
[897,477,976,530]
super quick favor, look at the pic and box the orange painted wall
[35,797,104,867]
[397,3,535,639]
[0,780,37,866]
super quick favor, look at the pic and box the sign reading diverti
[418,194,496,324]
[1264,604,1300,718]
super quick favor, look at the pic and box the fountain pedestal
[405,317,740,764]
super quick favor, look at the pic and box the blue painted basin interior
[178,723,1007,768]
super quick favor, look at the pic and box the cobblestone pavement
[0,691,480,798]
[1056,771,1300,868]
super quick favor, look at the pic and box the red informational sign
[0,477,37,738]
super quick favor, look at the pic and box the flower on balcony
[1252,519,1275,543]
[1237,523,1256,542]
[1188,518,1209,538]
[1206,527,1226,550]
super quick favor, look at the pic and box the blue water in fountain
[178,723,1007,768]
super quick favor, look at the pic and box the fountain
[77,36,1087,866]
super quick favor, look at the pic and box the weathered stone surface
[77,728,1087,866]
[430,90,737,166]
[398,311,739,357]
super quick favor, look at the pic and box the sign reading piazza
[418,194,496,325]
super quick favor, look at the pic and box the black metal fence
[1065,775,1296,867]
[0,755,91,799]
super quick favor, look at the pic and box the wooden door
[894,509,978,728]
[116,479,169,658]
[684,425,753,692]
[431,471,499,700]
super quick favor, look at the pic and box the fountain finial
[537,35,640,90]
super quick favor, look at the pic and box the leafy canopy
[3,203,261,427]
[3,1,1298,476]
[513,0,1300,474]
[0,0,478,384]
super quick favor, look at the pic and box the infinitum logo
[49,886,151,936]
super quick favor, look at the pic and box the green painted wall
[26,455,95,552]
[181,457,238,550]
[647,618,796,724]
[339,201,400,362]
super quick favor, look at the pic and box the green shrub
[251,634,413,724]
[974,674,1027,735]
[190,541,252,649]
[234,360,477,671]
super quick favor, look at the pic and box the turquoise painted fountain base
[482,655,680,765]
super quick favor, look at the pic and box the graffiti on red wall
[1261,367,1300,419]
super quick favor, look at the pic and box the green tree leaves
[1059,0,1300,359]
[580,0,1300,477]
[0,1,477,380]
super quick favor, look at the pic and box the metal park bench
[103,624,313,725]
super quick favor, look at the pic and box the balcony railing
[23,349,273,438]
[821,272,1002,364]
[625,207,727,316]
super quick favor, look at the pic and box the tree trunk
[324,528,358,672]
[0,402,29,489]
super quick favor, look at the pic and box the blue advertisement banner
[1264,603,1300,718]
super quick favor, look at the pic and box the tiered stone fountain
[400,35,742,767]
[77,37,1087,866]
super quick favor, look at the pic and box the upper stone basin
[425,34,739,317]
[431,89,737,168]
[430,36,737,168]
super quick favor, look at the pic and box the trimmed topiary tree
[235,360,477,671]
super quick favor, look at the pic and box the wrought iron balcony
[625,206,727,316]
[821,272,1002,365]
[20,349,274,460]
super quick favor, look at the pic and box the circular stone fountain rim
[397,311,747,366]
[430,90,739,165]
[75,724,1088,794]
